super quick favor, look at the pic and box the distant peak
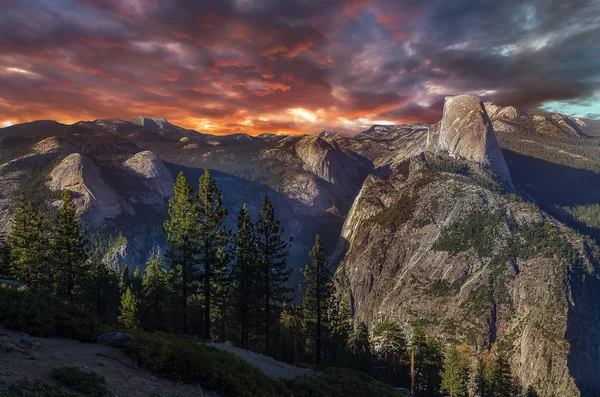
[318,131,340,139]
[131,116,171,128]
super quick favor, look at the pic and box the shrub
[0,381,75,397]
[0,286,104,341]
[126,333,287,397]
[52,367,113,397]
[284,367,403,397]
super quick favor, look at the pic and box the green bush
[126,333,288,397]
[0,381,75,397]
[0,286,104,341]
[52,367,113,397]
[284,367,402,397]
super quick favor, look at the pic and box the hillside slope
[333,96,600,396]
[0,324,215,397]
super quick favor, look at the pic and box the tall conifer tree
[119,287,140,329]
[232,204,259,349]
[132,265,143,300]
[196,169,229,341]
[372,321,408,382]
[301,234,333,365]
[0,235,10,279]
[84,258,119,319]
[8,194,51,288]
[120,266,130,294]
[142,248,169,330]
[441,344,470,397]
[256,196,292,355]
[52,190,88,303]
[164,172,198,334]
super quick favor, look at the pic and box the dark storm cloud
[0,0,598,133]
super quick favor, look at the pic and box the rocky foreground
[0,324,214,397]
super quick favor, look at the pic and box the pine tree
[475,350,494,397]
[256,196,292,356]
[327,294,352,365]
[52,190,88,303]
[441,344,470,397]
[411,326,426,396]
[231,204,260,349]
[164,172,199,334]
[120,266,130,294]
[142,248,169,330]
[0,235,10,279]
[280,303,302,362]
[196,169,229,341]
[475,346,518,397]
[348,321,371,355]
[372,321,408,383]
[83,258,119,320]
[8,195,51,288]
[411,327,443,396]
[492,347,516,397]
[211,247,232,342]
[301,234,334,366]
[119,287,140,329]
[132,265,143,300]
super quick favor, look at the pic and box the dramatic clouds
[0,0,599,134]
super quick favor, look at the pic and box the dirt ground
[205,342,319,380]
[0,324,217,397]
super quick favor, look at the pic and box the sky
[0,0,599,135]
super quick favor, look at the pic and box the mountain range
[2,95,600,395]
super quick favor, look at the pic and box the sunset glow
[0,0,599,135]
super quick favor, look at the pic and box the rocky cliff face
[332,96,600,396]
[437,95,513,188]
[122,151,173,205]
[48,153,124,226]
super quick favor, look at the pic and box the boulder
[20,335,42,349]
[97,332,136,347]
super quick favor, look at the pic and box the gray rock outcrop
[122,151,173,205]
[438,94,513,188]
[97,332,136,347]
[48,153,123,226]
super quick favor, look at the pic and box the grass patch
[0,381,75,397]
[52,367,113,397]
